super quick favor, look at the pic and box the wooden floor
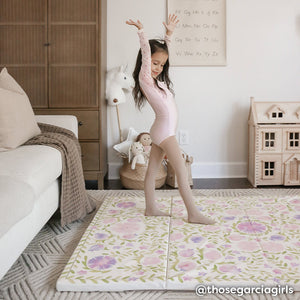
[85,178,297,190]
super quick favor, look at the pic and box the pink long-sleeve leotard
[137,29,178,146]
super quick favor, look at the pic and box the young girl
[126,15,214,225]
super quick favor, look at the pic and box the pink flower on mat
[228,234,244,241]
[174,199,183,204]
[88,256,116,270]
[170,232,184,241]
[178,261,196,272]
[117,201,136,208]
[123,234,136,239]
[103,217,117,224]
[179,249,194,257]
[291,199,300,204]
[108,209,119,214]
[236,240,260,252]
[77,270,87,275]
[226,208,244,216]
[283,224,300,230]
[295,242,300,247]
[140,245,148,250]
[284,255,294,261]
[204,250,222,260]
[183,275,193,281]
[273,269,282,274]
[237,222,266,234]
[261,241,284,253]
[205,243,215,248]
[137,271,145,275]
[111,222,142,234]
[172,219,185,226]
[128,217,142,222]
[246,208,264,216]
[143,256,161,266]
[219,264,241,274]
[206,199,217,204]
[156,250,164,254]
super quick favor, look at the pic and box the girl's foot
[145,207,170,217]
[188,212,215,225]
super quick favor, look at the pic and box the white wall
[107,0,300,179]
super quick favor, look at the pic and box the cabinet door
[0,0,48,107]
[48,0,98,108]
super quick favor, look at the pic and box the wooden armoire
[0,0,107,189]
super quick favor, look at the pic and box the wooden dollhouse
[248,97,300,187]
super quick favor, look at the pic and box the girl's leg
[144,143,169,216]
[160,136,215,224]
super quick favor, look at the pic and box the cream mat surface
[56,191,300,293]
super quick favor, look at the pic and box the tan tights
[144,136,215,224]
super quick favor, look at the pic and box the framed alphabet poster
[167,0,226,66]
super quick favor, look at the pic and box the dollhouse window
[267,105,285,120]
[263,161,275,178]
[271,112,283,118]
[288,132,300,148]
[264,132,275,149]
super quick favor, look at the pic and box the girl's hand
[163,14,179,36]
[126,19,143,30]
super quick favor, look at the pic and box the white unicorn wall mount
[106,65,134,106]
[106,65,134,142]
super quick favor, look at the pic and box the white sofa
[0,115,78,280]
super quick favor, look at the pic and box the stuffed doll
[128,141,146,170]
[136,132,152,161]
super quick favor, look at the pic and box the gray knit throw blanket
[25,123,95,226]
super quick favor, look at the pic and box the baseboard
[108,161,247,180]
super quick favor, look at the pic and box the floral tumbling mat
[56,193,300,292]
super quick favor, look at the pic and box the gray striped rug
[0,189,299,300]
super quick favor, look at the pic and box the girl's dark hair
[132,39,173,110]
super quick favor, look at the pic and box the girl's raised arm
[163,14,179,36]
[163,14,179,47]
[126,19,143,30]
[126,19,153,86]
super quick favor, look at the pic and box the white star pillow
[113,127,139,157]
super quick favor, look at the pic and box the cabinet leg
[97,173,104,190]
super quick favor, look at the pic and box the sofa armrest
[35,115,78,138]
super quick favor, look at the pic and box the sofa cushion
[0,145,62,197]
[0,68,41,151]
[0,176,35,238]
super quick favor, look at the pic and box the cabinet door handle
[44,43,51,46]
[78,121,83,126]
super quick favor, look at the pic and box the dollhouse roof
[248,99,300,124]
